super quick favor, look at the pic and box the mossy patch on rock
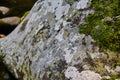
[79,0,120,53]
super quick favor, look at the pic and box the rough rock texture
[0,0,102,80]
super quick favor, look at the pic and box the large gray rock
[0,0,102,80]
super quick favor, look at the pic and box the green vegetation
[21,11,30,21]
[79,0,120,52]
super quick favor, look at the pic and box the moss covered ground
[79,0,120,53]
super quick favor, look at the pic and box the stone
[0,6,10,15]
[65,67,101,80]
[1,16,20,26]
[102,76,111,79]
[78,70,102,80]
[102,16,113,22]
[0,34,5,38]
[83,65,90,70]
[114,66,120,72]
[105,65,114,73]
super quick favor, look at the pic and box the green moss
[108,52,120,68]
[0,19,5,24]
[0,19,3,23]
[79,0,120,52]
[111,75,120,80]
[102,74,120,80]
[21,11,30,21]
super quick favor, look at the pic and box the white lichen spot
[47,0,63,13]
[63,21,70,27]
[75,0,89,9]
[115,66,120,72]
[55,4,70,20]
[65,66,80,79]
[54,19,63,30]
[90,52,100,59]
[78,70,102,80]
[55,30,64,42]
[64,48,73,63]
[42,0,70,20]
[70,34,85,42]
[105,65,115,73]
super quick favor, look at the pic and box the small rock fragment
[0,34,5,38]
[1,16,20,26]
[0,6,10,15]
[65,66,101,80]
[102,17,113,22]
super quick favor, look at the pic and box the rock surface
[65,67,101,80]
[0,0,106,80]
